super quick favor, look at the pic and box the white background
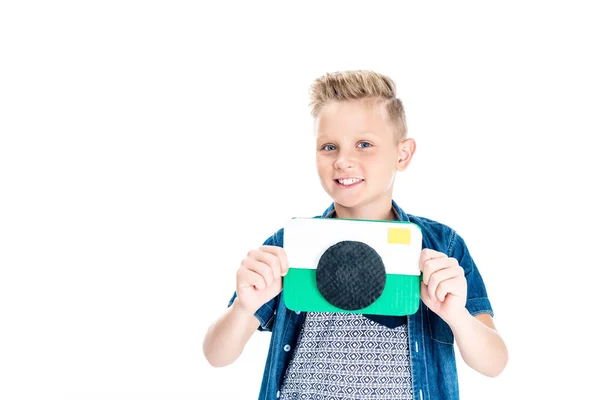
[1,1,599,399]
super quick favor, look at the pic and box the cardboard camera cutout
[283,217,422,316]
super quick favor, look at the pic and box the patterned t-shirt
[279,312,413,400]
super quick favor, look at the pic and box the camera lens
[316,240,386,310]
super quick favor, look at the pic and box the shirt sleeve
[226,231,281,332]
[448,231,494,318]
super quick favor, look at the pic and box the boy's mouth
[335,178,364,187]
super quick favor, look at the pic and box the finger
[261,245,289,276]
[419,249,447,272]
[420,280,436,303]
[420,248,446,262]
[427,265,461,301]
[238,268,267,290]
[252,250,282,280]
[244,257,275,287]
[280,249,289,275]
[435,276,465,302]
[421,256,456,285]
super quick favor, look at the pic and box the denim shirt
[227,200,493,400]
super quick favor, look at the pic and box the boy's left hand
[419,249,467,324]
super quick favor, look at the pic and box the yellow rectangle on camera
[387,227,411,244]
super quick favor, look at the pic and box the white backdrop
[1,1,599,399]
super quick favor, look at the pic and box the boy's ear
[397,138,416,171]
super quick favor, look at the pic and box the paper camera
[282,217,422,316]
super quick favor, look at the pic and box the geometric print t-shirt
[279,312,413,399]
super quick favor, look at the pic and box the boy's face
[315,100,414,214]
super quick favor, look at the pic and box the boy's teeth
[339,178,361,185]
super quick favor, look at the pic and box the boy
[203,70,508,399]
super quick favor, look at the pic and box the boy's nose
[334,153,356,170]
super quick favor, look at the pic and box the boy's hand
[419,249,467,325]
[235,245,289,316]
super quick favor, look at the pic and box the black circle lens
[316,241,386,310]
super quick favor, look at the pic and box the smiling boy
[203,70,508,400]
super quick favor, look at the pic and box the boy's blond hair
[309,70,407,141]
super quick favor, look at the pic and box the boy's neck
[332,200,397,221]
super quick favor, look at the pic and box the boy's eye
[322,144,336,151]
[358,141,372,148]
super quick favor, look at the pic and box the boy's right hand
[235,245,289,315]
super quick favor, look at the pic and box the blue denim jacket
[227,200,493,400]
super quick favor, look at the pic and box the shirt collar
[321,199,408,221]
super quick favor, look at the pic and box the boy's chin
[332,197,364,210]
